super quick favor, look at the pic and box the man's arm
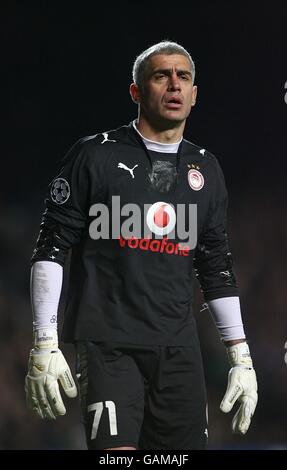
[25,261,77,419]
[25,139,94,419]
[194,157,258,434]
[205,296,257,434]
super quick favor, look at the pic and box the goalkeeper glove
[220,341,258,434]
[25,328,78,420]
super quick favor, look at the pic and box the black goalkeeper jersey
[32,122,238,346]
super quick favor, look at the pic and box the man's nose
[168,73,181,91]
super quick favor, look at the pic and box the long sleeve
[194,158,239,301]
[31,138,102,267]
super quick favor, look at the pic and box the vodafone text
[119,236,190,256]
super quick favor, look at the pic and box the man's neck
[132,121,182,153]
[135,116,185,144]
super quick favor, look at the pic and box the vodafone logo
[188,169,204,191]
[146,202,176,236]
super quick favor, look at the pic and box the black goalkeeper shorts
[75,341,208,450]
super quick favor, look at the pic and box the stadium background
[1,1,287,449]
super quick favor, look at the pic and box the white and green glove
[25,329,78,420]
[220,341,258,434]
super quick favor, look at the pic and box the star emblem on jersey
[118,162,138,179]
[187,163,200,170]
[187,169,204,191]
[50,178,70,204]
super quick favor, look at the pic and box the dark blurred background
[1,0,287,449]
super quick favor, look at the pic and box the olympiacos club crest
[188,169,204,191]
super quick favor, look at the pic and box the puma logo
[118,162,138,179]
[101,132,116,144]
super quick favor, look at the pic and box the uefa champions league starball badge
[50,178,71,204]
[187,169,204,191]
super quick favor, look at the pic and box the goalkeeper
[25,40,257,450]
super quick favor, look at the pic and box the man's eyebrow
[177,70,192,76]
[152,68,192,76]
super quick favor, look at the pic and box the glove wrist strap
[227,341,253,367]
[33,328,58,350]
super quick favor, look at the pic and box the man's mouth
[165,96,183,109]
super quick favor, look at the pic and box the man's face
[136,54,197,128]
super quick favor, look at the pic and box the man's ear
[130,83,141,104]
[191,85,197,107]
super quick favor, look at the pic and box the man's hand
[220,341,258,434]
[25,329,78,420]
